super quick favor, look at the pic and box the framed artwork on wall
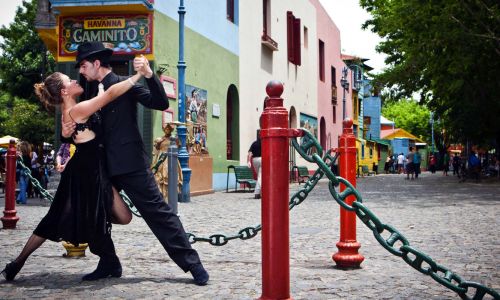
[160,75,177,99]
[162,108,174,128]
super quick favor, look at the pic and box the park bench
[292,166,311,184]
[361,165,376,176]
[226,165,256,192]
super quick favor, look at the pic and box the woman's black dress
[34,114,113,246]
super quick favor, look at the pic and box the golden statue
[151,123,183,201]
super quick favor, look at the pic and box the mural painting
[300,113,319,155]
[185,84,208,155]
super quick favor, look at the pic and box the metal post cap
[266,80,284,98]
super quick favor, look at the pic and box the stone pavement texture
[0,172,499,299]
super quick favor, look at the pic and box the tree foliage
[382,99,432,143]
[0,0,55,145]
[360,0,500,148]
[2,97,54,145]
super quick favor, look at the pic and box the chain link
[292,129,500,300]
[151,152,167,175]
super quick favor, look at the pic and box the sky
[318,0,387,74]
[0,0,387,73]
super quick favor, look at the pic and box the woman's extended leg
[1,234,46,281]
[111,186,132,225]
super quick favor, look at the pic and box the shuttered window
[287,11,301,65]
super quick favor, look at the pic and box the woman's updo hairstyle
[34,72,65,110]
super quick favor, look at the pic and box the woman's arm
[69,72,142,122]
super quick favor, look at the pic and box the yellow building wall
[356,140,379,175]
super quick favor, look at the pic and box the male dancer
[63,42,208,285]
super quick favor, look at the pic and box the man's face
[78,60,100,82]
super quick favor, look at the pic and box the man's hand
[134,55,153,78]
[61,119,76,138]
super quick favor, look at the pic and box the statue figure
[151,123,183,201]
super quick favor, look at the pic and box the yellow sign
[84,18,126,30]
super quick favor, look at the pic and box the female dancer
[1,61,147,281]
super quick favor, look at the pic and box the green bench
[361,165,376,176]
[292,166,311,184]
[226,165,256,192]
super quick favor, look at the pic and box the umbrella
[0,135,19,148]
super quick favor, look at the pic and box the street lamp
[177,0,191,203]
[340,66,350,122]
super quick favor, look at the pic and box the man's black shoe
[190,263,209,286]
[82,259,122,281]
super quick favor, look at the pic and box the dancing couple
[2,42,209,286]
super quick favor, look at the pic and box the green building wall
[152,12,239,176]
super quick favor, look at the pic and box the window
[227,0,235,23]
[331,66,336,86]
[353,95,358,118]
[287,11,301,65]
[331,66,337,104]
[319,40,325,81]
[262,0,278,50]
[332,105,336,124]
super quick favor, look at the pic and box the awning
[0,135,19,148]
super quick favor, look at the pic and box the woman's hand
[133,55,153,78]
[56,163,66,173]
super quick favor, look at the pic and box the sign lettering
[59,14,153,57]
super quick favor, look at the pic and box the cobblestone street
[1,172,499,299]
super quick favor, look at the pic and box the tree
[382,99,431,142]
[0,0,55,146]
[360,0,500,150]
[3,98,54,146]
[0,0,55,102]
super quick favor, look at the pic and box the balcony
[261,33,278,51]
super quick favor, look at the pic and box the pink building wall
[309,0,352,149]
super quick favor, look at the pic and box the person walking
[406,147,415,180]
[397,153,405,174]
[1,62,140,282]
[247,130,262,199]
[429,154,437,173]
[452,153,461,176]
[413,149,421,179]
[15,141,31,204]
[443,152,450,176]
[63,42,208,285]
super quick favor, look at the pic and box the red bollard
[2,139,19,229]
[332,119,364,268]
[259,80,292,300]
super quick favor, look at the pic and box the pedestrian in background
[429,154,436,173]
[247,130,261,199]
[16,141,31,204]
[452,153,461,176]
[384,155,391,174]
[397,153,405,174]
[443,152,450,176]
[413,149,421,179]
[406,147,415,180]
